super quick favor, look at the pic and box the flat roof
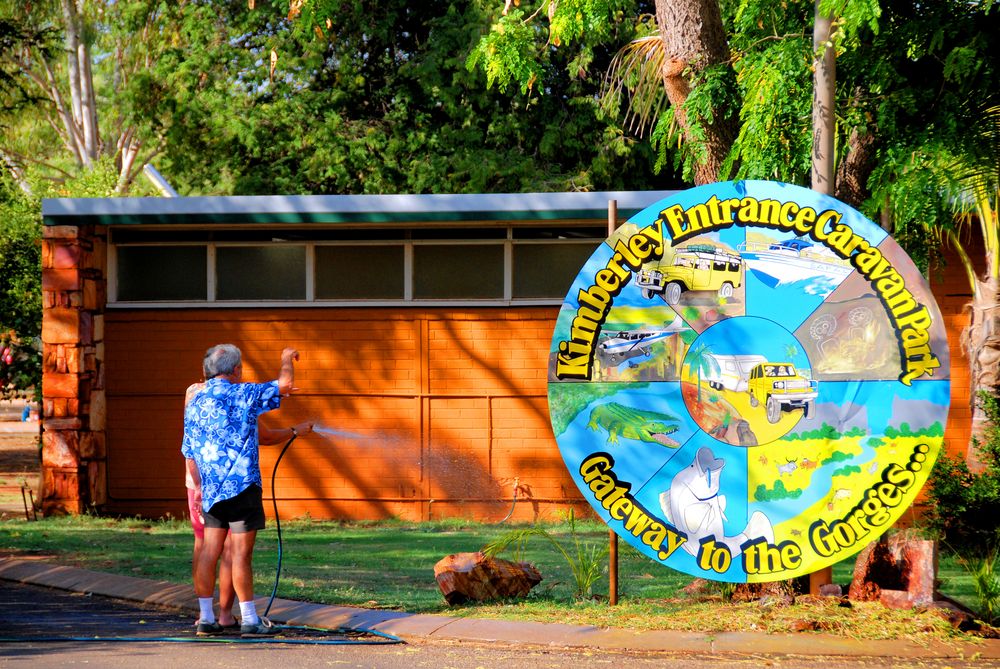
[41,191,677,226]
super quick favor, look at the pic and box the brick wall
[101,308,585,521]
[929,235,985,460]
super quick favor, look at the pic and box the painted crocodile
[587,402,680,447]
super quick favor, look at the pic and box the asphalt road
[2,581,999,669]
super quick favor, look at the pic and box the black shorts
[204,485,265,534]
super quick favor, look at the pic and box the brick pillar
[40,224,107,515]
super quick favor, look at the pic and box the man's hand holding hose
[260,420,313,446]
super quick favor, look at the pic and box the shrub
[926,391,1000,560]
[483,510,609,600]
[926,391,1000,623]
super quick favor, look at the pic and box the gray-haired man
[182,344,298,637]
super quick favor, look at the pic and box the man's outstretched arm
[277,347,298,396]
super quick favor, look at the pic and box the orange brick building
[38,192,978,521]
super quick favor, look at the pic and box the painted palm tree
[685,343,720,403]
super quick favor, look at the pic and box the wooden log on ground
[433,551,542,605]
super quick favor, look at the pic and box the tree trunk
[809,3,837,596]
[79,34,100,159]
[965,274,1000,471]
[811,8,836,196]
[835,126,877,209]
[60,0,92,167]
[0,150,32,195]
[654,0,738,185]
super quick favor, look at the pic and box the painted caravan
[702,353,767,392]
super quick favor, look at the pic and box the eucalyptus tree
[1,0,664,196]
[0,0,174,194]
[0,16,58,193]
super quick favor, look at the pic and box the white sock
[239,600,259,626]
[198,597,215,624]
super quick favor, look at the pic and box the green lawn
[0,515,985,641]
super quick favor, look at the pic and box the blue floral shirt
[181,377,282,512]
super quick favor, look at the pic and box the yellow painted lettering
[661,204,688,240]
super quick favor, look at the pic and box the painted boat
[737,239,852,288]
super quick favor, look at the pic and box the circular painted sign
[547,181,950,582]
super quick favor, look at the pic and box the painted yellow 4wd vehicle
[747,362,818,424]
[636,244,743,305]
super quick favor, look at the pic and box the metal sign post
[608,198,620,606]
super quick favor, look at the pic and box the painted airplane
[596,317,686,367]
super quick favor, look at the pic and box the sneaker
[196,620,224,636]
[240,617,278,637]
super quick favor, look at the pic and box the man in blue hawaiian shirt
[182,343,299,637]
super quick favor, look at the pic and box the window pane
[512,225,605,239]
[411,228,505,240]
[216,246,305,300]
[315,245,404,299]
[513,242,599,298]
[413,245,503,299]
[116,246,206,301]
[113,229,410,243]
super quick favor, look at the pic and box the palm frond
[951,104,1000,281]
[600,34,669,137]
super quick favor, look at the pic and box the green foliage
[1,0,663,197]
[926,391,1000,562]
[884,422,944,439]
[651,63,741,183]
[924,395,1000,624]
[852,1,999,260]
[821,450,852,465]
[832,464,861,477]
[0,17,57,115]
[753,479,802,502]
[727,32,812,183]
[724,0,883,185]
[465,0,635,94]
[483,510,609,599]
[712,580,737,602]
[782,422,839,441]
[0,177,41,399]
[969,553,1000,625]
[187,0,661,194]
[466,9,545,95]
[0,160,119,399]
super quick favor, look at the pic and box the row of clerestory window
[111,228,604,305]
